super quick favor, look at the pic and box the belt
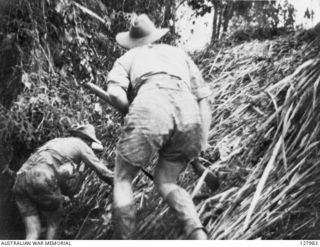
[131,72,191,99]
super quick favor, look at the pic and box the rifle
[84,82,219,191]
[83,82,111,103]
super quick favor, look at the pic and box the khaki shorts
[13,161,63,217]
[117,82,202,167]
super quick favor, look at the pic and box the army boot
[165,188,208,240]
[112,204,136,239]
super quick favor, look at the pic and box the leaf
[21,73,32,89]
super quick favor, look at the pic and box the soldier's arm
[79,145,114,185]
[186,55,212,151]
[198,98,211,151]
[107,84,129,114]
[107,57,131,114]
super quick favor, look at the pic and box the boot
[112,204,136,239]
[187,227,208,240]
[165,188,208,240]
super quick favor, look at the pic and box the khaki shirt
[19,137,111,181]
[107,44,205,94]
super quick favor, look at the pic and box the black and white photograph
[0,0,320,243]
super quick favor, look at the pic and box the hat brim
[116,28,169,49]
[69,130,102,145]
[91,142,104,151]
[88,136,102,145]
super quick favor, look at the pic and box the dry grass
[200,34,320,239]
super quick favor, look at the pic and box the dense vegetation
[0,0,320,240]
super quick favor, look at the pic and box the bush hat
[70,124,101,145]
[116,14,169,49]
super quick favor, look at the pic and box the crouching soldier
[13,124,114,240]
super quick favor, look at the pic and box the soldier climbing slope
[105,14,214,239]
[13,124,114,240]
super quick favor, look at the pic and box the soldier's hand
[102,167,114,185]
[102,174,114,186]
[190,158,219,192]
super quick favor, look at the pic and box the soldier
[13,124,114,239]
[106,14,212,239]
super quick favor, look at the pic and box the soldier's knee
[154,180,179,199]
[115,154,139,182]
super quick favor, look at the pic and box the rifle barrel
[85,82,110,103]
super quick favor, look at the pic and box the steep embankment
[195,28,320,239]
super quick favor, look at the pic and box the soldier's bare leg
[112,154,139,239]
[23,215,41,240]
[154,158,208,240]
[44,210,61,239]
[15,194,42,240]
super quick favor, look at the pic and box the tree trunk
[217,5,223,40]
[211,2,219,45]
[223,1,234,34]
[164,0,176,34]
